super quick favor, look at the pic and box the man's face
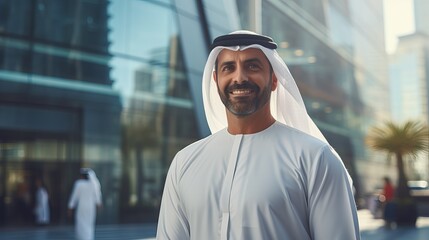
[213,48,277,117]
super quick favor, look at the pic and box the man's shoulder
[168,130,228,174]
[272,122,326,146]
[75,179,89,187]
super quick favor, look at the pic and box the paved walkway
[0,223,157,240]
[359,209,429,240]
[0,209,428,239]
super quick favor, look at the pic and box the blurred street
[0,209,429,239]
[0,223,157,240]
[359,209,429,240]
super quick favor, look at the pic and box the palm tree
[366,120,429,225]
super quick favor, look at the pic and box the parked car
[408,180,428,191]
[409,180,429,217]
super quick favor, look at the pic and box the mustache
[226,82,259,92]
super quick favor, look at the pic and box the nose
[232,65,248,84]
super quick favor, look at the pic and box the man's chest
[179,149,308,219]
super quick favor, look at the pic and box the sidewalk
[0,209,428,239]
[359,209,429,240]
[0,223,157,240]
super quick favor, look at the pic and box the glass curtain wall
[235,0,366,195]
[236,0,389,197]
[108,0,199,223]
[0,0,200,226]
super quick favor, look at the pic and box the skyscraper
[388,0,429,180]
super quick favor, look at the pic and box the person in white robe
[34,178,50,225]
[156,30,360,239]
[68,168,102,240]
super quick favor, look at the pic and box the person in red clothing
[383,177,395,202]
[382,176,395,228]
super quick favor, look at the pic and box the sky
[383,0,415,54]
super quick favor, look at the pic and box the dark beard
[218,79,272,117]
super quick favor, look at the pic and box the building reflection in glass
[0,0,200,226]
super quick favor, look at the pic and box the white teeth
[232,89,252,95]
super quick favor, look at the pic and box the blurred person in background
[68,168,102,240]
[382,176,395,228]
[33,178,50,226]
[156,30,360,240]
[382,177,395,203]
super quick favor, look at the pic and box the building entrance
[0,130,81,226]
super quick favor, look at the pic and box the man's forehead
[217,48,267,63]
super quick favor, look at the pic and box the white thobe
[34,187,50,224]
[68,179,102,240]
[157,121,360,240]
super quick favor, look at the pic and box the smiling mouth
[227,82,259,97]
[230,89,254,95]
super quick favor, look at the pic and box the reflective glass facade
[0,0,202,226]
[235,0,389,196]
[262,0,363,195]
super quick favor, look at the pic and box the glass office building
[233,0,389,198]
[0,0,387,226]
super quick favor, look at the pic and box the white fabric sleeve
[68,182,79,209]
[156,155,190,240]
[95,187,102,206]
[308,146,361,240]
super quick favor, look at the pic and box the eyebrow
[219,58,264,68]
[244,58,263,65]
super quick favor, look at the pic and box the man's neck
[226,109,276,135]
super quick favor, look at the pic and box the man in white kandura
[156,30,360,240]
[34,178,50,225]
[68,168,102,240]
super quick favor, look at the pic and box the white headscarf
[202,30,326,142]
[81,168,102,202]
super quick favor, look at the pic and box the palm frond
[366,120,429,156]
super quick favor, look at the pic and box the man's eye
[248,64,260,70]
[222,65,233,72]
